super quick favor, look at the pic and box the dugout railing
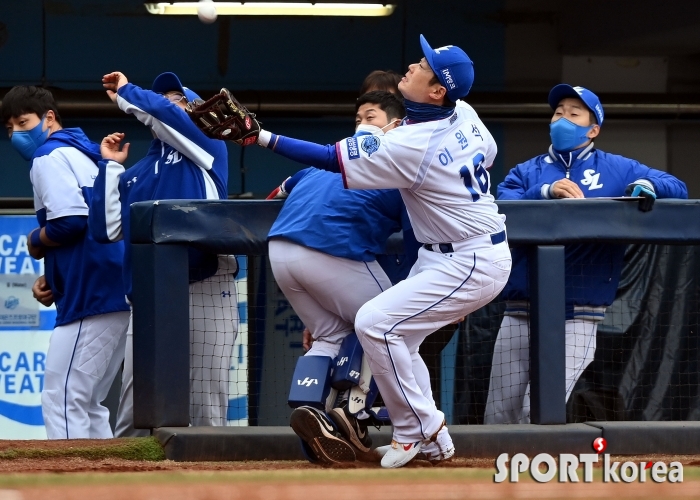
[129,198,700,432]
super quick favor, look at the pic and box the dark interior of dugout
[131,199,700,460]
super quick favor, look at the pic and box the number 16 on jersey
[459,153,490,202]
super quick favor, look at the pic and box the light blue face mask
[11,116,50,161]
[549,117,593,152]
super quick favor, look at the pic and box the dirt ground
[0,439,699,500]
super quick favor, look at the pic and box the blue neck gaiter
[404,99,455,123]
[549,118,593,152]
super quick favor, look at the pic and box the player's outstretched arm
[105,72,225,171]
[258,131,341,173]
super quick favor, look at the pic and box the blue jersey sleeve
[116,83,227,172]
[622,158,688,199]
[45,215,88,245]
[88,160,125,243]
[498,161,548,200]
[267,134,341,173]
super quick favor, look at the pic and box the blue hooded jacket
[31,128,128,326]
[498,143,688,320]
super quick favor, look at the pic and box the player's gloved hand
[625,181,656,212]
[186,88,261,146]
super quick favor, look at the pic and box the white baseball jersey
[337,101,505,244]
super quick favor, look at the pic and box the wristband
[30,229,43,248]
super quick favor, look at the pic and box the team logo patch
[361,135,381,157]
[347,137,360,160]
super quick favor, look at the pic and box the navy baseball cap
[419,34,474,102]
[152,72,200,102]
[548,84,604,125]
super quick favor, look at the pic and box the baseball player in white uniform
[2,86,130,439]
[249,35,512,467]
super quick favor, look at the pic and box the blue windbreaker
[498,143,688,320]
[30,129,128,326]
[268,168,412,263]
[88,83,229,300]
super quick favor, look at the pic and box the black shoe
[328,401,372,453]
[290,406,356,464]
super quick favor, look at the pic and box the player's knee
[354,302,385,342]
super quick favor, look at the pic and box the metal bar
[132,243,190,428]
[529,245,567,425]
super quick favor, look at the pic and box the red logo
[645,461,653,470]
[245,116,252,130]
[403,443,414,451]
[242,136,257,146]
[592,437,607,454]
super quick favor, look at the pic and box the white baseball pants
[484,315,597,424]
[115,260,238,436]
[268,238,392,358]
[354,233,512,443]
[42,310,129,439]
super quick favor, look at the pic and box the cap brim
[548,84,581,111]
[419,34,437,73]
[152,72,186,95]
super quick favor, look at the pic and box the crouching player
[269,92,418,464]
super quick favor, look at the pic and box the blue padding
[288,355,333,410]
[331,332,363,391]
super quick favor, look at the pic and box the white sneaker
[380,440,422,468]
[420,425,455,462]
[374,444,391,458]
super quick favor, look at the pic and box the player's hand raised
[100,132,130,164]
[102,72,129,103]
[32,275,54,307]
[550,178,585,199]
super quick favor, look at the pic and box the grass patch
[0,437,164,462]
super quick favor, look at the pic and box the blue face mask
[549,118,593,152]
[11,117,50,161]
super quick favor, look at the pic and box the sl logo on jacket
[165,150,182,165]
[580,169,603,190]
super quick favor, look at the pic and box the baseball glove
[186,88,261,146]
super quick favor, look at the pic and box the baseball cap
[152,72,200,102]
[419,34,474,102]
[548,84,604,125]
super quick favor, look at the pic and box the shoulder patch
[346,137,360,160]
[361,136,381,157]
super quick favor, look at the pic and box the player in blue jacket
[267,91,426,464]
[89,71,239,435]
[2,86,130,439]
[484,84,688,424]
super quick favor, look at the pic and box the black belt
[423,230,506,254]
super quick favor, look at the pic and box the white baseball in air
[197,0,217,24]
